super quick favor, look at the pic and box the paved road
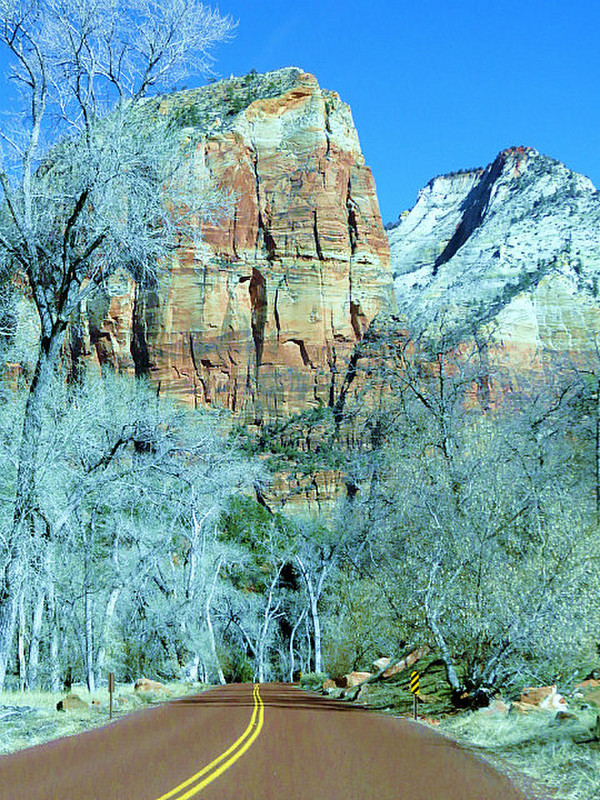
[0,683,527,799]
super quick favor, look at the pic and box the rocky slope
[83,68,392,422]
[389,147,600,372]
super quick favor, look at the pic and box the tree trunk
[305,614,312,672]
[0,554,26,690]
[257,636,267,683]
[0,332,66,689]
[289,607,306,682]
[427,613,461,693]
[296,557,325,674]
[311,595,322,674]
[27,586,46,690]
[186,652,200,683]
[48,585,61,692]
[18,594,26,692]
[82,511,96,693]
[84,587,95,693]
[425,557,462,695]
[257,565,283,683]
[96,587,120,675]
[205,558,225,685]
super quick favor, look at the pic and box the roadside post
[108,672,115,719]
[410,670,419,720]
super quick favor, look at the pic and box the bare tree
[293,521,345,675]
[0,367,261,688]
[338,322,600,700]
[0,0,233,688]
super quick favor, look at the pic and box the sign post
[108,672,115,719]
[410,670,420,720]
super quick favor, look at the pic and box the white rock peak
[388,147,600,355]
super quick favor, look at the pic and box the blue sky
[206,0,600,222]
[0,1,597,223]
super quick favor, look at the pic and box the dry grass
[439,708,600,800]
[0,681,210,756]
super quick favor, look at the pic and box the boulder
[322,678,337,691]
[331,671,373,688]
[518,685,567,711]
[509,701,539,714]
[343,671,372,688]
[382,646,430,679]
[56,693,88,712]
[477,698,510,717]
[134,678,168,693]
[372,657,391,672]
[382,663,403,679]
[347,684,368,701]
[555,710,577,722]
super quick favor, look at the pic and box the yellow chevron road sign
[410,670,420,720]
[410,671,420,695]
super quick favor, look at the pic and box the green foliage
[219,651,255,683]
[222,78,264,116]
[220,496,280,551]
[169,103,208,129]
[218,497,298,601]
[238,406,346,474]
[299,672,329,690]
[321,574,401,675]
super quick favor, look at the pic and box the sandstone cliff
[388,147,600,372]
[83,68,392,422]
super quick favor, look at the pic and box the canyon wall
[82,68,392,422]
[45,104,600,510]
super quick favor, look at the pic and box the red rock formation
[88,69,392,422]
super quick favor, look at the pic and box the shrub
[299,672,329,691]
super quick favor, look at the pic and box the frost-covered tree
[337,328,600,700]
[1,371,260,689]
[0,0,234,687]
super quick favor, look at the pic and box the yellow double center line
[154,684,264,800]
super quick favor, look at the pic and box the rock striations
[389,146,600,371]
[84,68,392,422]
